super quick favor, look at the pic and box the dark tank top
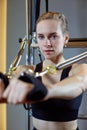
[31,63,83,121]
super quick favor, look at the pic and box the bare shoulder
[16,64,36,71]
[13,64,36,77]
[69,63,87,77]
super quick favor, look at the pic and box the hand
[3,73,48,104]
[0,72,9,103]
[19,73,48,101]
[0,79,7,103]
[3,78,34,104]
[0,79,5,99]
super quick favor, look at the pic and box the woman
[1,12,87,130]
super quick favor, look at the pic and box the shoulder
[69,63,87,77]
[13,64,36,77]
[17,64,36,71]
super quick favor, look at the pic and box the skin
[36,19,69,63]
[0,19,87,130]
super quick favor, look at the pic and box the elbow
[76,75,87,93]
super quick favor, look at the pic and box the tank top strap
[35,63,72,81]
[60,66,72,80]
[35,62,43,72]
[34,62,43,80]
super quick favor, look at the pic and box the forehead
[36,19,62,33]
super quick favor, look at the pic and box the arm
[12,64,35,77]
[2,63,87,104]
[46,63,87,100]
[0,65,35,103]
[46,75,85,100]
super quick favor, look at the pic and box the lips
[45,50,53,52]
[44,49,54,54]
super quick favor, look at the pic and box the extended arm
[1,64,87,104]
[46,63,87,100]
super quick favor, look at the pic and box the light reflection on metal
[55,51,87,70]
[7,37,28,78]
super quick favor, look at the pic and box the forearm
[45,75,87,100]
[1,63,87,104]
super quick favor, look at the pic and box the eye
[37,35,44,40]
[50,34,58,40]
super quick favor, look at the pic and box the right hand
[0,79,7,103]
[0,72,9,103]
[0,79,5,98]
[3,77,34,104]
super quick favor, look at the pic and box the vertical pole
[25,0,32,130]
[45,0,49,12]
[26,0,32,64]
[32,0,41,64]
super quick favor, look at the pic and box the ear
[64,34,69,47]
[64,34,69,44]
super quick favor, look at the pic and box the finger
[7,88,17,104]
[10,86,22,104]
[3,85,11,99]
[3,78,17,98]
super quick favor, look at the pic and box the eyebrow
[49,32,57,35]
[37,32,57,35]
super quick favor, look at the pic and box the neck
[43,56,65,68]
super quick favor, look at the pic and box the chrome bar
[25,1,32,130]
[8,37,27,77]
[8,0,33,78]
[35,69,48,77]
[56,51,87,70]
[35,51,87,77]
[26,0,32,64]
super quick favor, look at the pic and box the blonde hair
[36,12,69,34]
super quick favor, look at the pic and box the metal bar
[35,51,87,77]
[26,0,32,64]
[56,51,87,70]
[25,1,32,130]
[7,37,27,78]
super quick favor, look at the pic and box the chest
[42,70,62,86]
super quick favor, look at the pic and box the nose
[45,38,52,47]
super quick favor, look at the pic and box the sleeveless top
[31,63,83,122]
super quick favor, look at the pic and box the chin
[45,56,54,61]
